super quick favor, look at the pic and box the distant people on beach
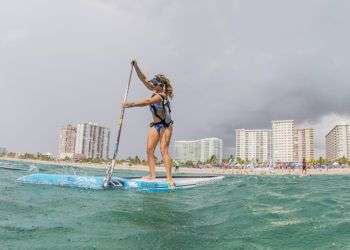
[175,158,348,176]
[302,158,307,175]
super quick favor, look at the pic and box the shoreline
[1,157,350,176]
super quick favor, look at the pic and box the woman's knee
[160,146,169,157]
[147,147,155,157]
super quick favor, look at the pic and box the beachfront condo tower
[200,138,223,163]
[236,120,314,163]
[174,137,223,163]
[272,120,295,163]
[235,129,272,163]
[174,140,201,163]
[58,124,77,159]
[0,147,7,156]
[295,128,315,162]
[326,125,350,162]
[75,122,110,159]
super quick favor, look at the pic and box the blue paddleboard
[17,173,224,192]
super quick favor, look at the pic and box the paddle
[104,63,134,187]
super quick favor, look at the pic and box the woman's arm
[132,60,154,91]
[123,94,162,108]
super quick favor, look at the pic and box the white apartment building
[0,147,7,156]
[75,122,110,159]
[235,129,272,163]
[58,124,77,159]
[295,128,315,162]
[200,138,223,163]
[326,125,350,161]
[174,140,201,163]
[236,120,314,163]
[174,137,223,163]
[272,120,295,162]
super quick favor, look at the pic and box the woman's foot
[142,175,156,181]
[167,178,176,188]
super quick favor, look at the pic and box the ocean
[1,160,350,249]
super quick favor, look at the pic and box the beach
[1,156,350,176]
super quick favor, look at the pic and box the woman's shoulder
[151,92,167,99]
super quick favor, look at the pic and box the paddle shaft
[104,64,134,185]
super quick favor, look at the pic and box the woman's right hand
[123,102,134,108]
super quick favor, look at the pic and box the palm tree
[207,155,217,164]
[338,156,349,165]
[134,155,141,164]
[236,157,245,165]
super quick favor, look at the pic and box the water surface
[1,160,350,249]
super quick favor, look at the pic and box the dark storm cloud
[0,0,349,157]
[217,53,350,148]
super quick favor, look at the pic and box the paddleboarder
[123,60,175,186]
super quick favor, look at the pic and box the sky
[1,0,350,158]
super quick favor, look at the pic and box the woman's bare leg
[159,126,174,185]
[145,127,159,179]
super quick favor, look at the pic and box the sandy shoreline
[1,157,350,176]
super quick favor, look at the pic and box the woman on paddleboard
[123,60,175,186]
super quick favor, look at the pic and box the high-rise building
[272,120,295,162]
[58,124,77,159]
[235,129,272,163]
[0,147,7,156]
[75,122,110,159]
[235,120,314,163]
[326,125,350,161]
[200,138,223,163]
[174,140,201,163]
[174,137,223,163]
[295,128,315,162]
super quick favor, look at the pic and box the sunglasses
[150,77,164,86]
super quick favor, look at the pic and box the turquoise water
[1,160,350,249]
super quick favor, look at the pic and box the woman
[123,60,175,186]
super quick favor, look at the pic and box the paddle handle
[104,64,134,185]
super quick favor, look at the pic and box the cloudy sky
[1,0,349,158]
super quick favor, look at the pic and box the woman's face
[153,84,163,92]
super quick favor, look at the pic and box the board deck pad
[18,174,224,192]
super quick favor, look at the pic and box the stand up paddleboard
[18,173,224,192]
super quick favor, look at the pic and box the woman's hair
[156,74,174,99]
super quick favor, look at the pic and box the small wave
[254,206,295,215]
[29,165,39,172]
[271,219,302,227]
[1,224,74,234]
